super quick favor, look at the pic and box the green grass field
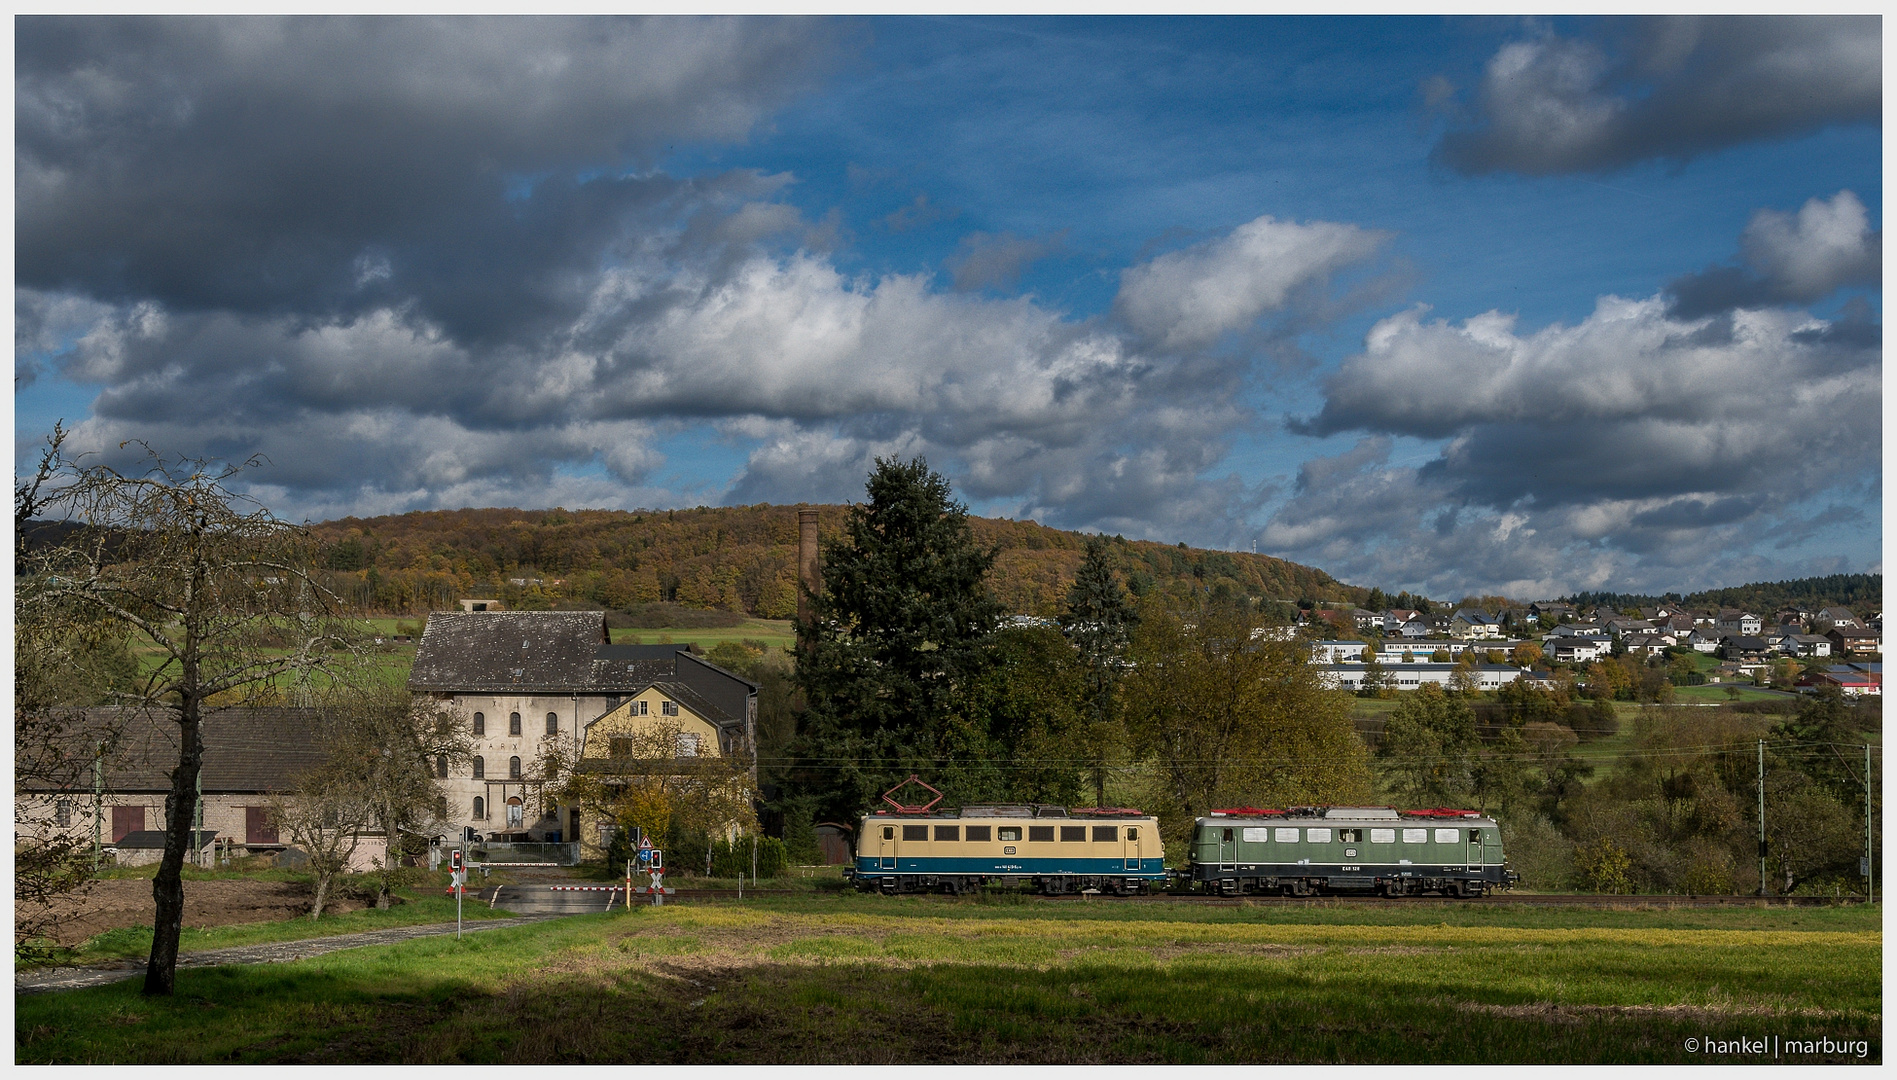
[1669,683,1794,704]
[21,868,518,970]
[608,619,794,653]
[17,896,1878,1064]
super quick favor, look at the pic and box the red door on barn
[111,805,145,842]
[246,806,279,844]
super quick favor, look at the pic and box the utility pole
[1757,739,1767,897]
[92,743,104,871]
[194,767,204,869]
[1867,743,1875,905]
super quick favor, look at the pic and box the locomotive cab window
[965,825,991,842]
[998,826,1022,842]
[1093,826,1118,842]
[882,826,895,841]
[902,825,928,842]
[1126,827,1139,841]
[1222,828,1235,842]
[934,825,960,842]
[1029,826,1055,843]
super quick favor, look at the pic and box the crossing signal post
[450,849,465,938]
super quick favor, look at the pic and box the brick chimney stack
[797,508,820,628]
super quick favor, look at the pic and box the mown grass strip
[16,903,1878,1064]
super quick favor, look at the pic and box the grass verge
[24,876,516,969]
[16,897,1879,1064]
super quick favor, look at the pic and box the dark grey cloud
[1432,16,1879,176]
[8,18,1400,549]
[17,16,845,345]
[880,193,958,233]
[1265,283,1880,595]
[1257,436,1861,599]
[947,231,1069,291]
[1666,190,1881,318]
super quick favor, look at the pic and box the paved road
[16,915,552,995]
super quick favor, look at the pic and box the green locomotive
[1187,806,1518,897]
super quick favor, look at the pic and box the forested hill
[308,505,1361,618]
[1562,573,1883,615]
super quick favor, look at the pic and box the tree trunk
[378,812,398,909]
[143,707,202,996]
[311,871,332,920]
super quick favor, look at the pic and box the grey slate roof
[409,610,757,729]
[22,707,326,794]
[409,611,612,692]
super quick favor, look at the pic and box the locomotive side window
[1338,829,1362,843]
[1029,826,1054,843]
[1242,827,1270,843]
[999,827,1022,842]
[1370,829,1396,844]
[1403,828,1427,843]
[965,825,991,842]
[1093,826,1117,842]
[934,825,960,842]
[1307,828,1332,843]
[1060,826,1086,843]
[903,825,928,841]
[1222,828,1235,842]
[882,827,894,841]
[1434,828,1459,844]
[1275,827,1299,843]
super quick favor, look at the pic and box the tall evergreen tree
[1059,534,1138,805]
[792,458,1005,821]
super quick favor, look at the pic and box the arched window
[473,796,486,820]
[436,795,448,818]
[546,711,558,735]
[508,756,522,779]
[472,755,484,779]
[473,712,485,736]
[435,754,448,779]
[509,712,522,736]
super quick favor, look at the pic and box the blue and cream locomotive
[1187,806,1517,897]
[850,804,1168,895]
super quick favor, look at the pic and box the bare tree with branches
[18,432,352,994]
[317,683,469,906]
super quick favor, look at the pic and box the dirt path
[16,915,553,995]
[21,879,368,946]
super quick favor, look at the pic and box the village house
[1714,610,1764,637]
[1447,608,1504,640]
[406,610,757,847]
[1815,606,1863,630]
[1545,638,1608,665]
[14,706,386,870]
[1825,625,1880,657]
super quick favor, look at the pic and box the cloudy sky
[14,16,1882,599]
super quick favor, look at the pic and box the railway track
[1039,891,1869,908]
[556,888,1867,908]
